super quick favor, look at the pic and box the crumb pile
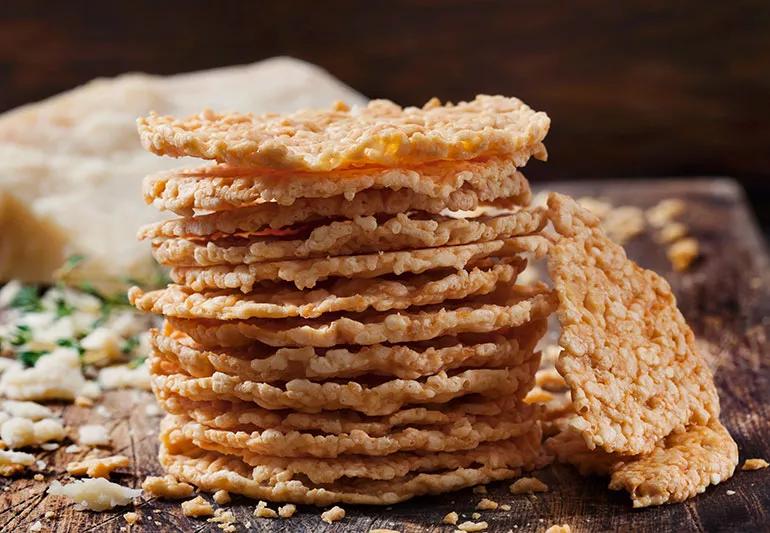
[131,96,556,504]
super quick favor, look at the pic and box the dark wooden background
[1,0,769,230]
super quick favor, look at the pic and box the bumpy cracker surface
[158,422,547,505]
[164,407,539,458]
[165,289,557,348]
[157,392,528,436]
[170,238,548,291]
[133,260,524,319]
[546,193,719,455]
[151,321,544,381]
[144,156,532,209]
[149,210,547,265]
[150,358,540,416]
[138,95,550,171]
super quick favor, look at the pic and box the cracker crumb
[476,498,498,510]
[181,495,213,517]
[77,424,110,447]
[667,237,699,271]
[545,525,571,533]
[66,455,129,478]
[33,473,44,481]
[254,500,278,518]
[742,458,769,470]
[472,485,488,494]
[456,520,488,532]
[646,198,685,228]
[370,529,401,533]
[141,475,194,499]
[123,512,139,525]
[44,511,54,519]
[74,396,94,407]
[658,222,687,244]
[208,508,236,532]
[213,489,231,505]
[443,511,459,525]
[471,512,481,519]
[278,503,296,518]
[509,477,549,494]
[321,505,345,523]
[500,504,511,511]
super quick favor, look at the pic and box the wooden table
[1,178,767,532]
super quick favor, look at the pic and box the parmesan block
[47,478,142,511]
[0,57,365,287]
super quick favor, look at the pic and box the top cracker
[137,95,550,171]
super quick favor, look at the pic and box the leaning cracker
[138,95,550,171]
[143,156,532,210]
[157,392,528,436]
[546,193,719,455]
[609,419,738,507]
[132,259,525,319]
[150,358,540,416]
[170,238,548,291]
[151,321,545,381]
[164,406,539,458]
[158,424,548,505]
[148,210,547,265]
[164,289,557,348]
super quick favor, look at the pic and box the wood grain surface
[0,178,767,532]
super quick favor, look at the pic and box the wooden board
[1,178,767,532]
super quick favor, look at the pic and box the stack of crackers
[130,96,558,504]
[131,95,739,509]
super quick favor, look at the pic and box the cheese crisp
[138,95,550,171]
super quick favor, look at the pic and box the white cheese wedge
[0,57,365,286]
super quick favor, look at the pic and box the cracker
[608,419,738,507]
[151,321,545,381]
[169,238,548,291]
[132,259,526,319]
[143,156,532,210]
[546,193,719,455]
[157,392,527,436]
[138,95,550,171]
[163,287,555,348]
[157,422,548,505]
[164,406,539,458]
[160,417,544,484]
[150,358,541,416]
[148,210,547,265]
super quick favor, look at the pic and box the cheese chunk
[48,478,142,511]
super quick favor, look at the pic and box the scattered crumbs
[208,509,236,532]
[456,520,488,532]
[254,500,278,518]
[471,512,481,519]
[77,424,110,447]
[742,458,769,470]
[321,505,345,524]
[544,525,571,533]
[74,396,94,407]
[443,511,459,525]
[509,477,549,495]
[40,443,59,451]
[28,521,43,532]
[646,198,685,228]
[658,221,687,244]
[476,498,499,510]
[44,511,54,519]
[141,475,194,499]
[181,495,214,517]
[500,504,511,511]
[726,490,736,496]
[213,489,231,505]
[472,485,488,494]
[667,237,699,272]
[370,529,401,533]
[66,455,129,478]
[278,503,296,518]
[33,473,44,481]
[123,512,139,526]
[65,444,81,453]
